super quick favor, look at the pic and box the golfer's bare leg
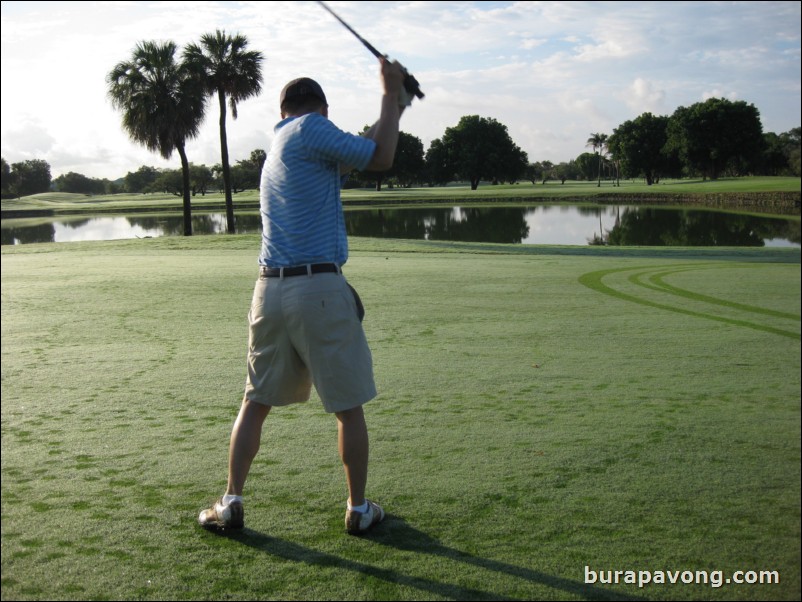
[336,406,369,507]
[226,399,271,496]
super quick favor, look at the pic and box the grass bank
[2,176,800,218]
[1,237,800,600]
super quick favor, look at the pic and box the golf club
[317,1,424,99]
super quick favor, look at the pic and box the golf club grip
[404,72,425,99]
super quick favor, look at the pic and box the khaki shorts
[244,271,376,413]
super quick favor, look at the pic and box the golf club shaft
[317,1,384,59]
[317,1,424,99]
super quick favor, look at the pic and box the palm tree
[586,132,608,187]
[184,31,264,234]
[107,41,206,235]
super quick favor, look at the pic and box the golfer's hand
[380,58,405,98]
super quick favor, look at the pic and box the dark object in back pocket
[347,283,365,322]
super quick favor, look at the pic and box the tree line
[604,99,800,185]
[119,149,267,196]
[3,103,799,204]
[352,99,799,189]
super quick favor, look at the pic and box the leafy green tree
[54,172,107,195]
[124,165,159,193]
[108,40,207,235]
[7,159,51,198]
[230,160,260,192]
[606,113,670,185]
[760,132,790,175]
[574,152,597,181]
[586,132,608,187]
[432,115,528,190]
[221,149,267,192]
[189,164,214,196]
[151,168,184,196]
[425,138,452,186]
[528,159,577,185]
[1,158,12,198]
[351,125,382,190]
[499,145,529,184]
[536,160,554,184]
[666,97,764,180]
[423,138,453,186]
[152,164,215,196]
[779,127,801,176]
[356,131,425,190]
[554,160,579,184]
[524,163,539,185]
[184,30,264,233]
[392,132,426,188]
[249,149,267,174]
[759,127,801,176]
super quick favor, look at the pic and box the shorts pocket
[347,283,365,322]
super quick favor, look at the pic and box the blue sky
[1,1,800,180]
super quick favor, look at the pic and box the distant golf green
[2,235,799,600]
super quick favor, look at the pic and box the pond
[1,205,799,247]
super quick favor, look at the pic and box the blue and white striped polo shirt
[258,112,376,268]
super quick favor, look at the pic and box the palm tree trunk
[597,151,602,187]
[177,143,193,236]
[218,89,235,234]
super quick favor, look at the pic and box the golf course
[1,181,800,600]
[2,176,800,217]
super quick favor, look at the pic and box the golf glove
[398,85,414,108]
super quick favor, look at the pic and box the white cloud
[2,120,56,157]
[573,38,635,62]
[624,78,667,114]
[520,38,547,50]
[702,89,739,102]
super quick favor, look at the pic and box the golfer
[200,58,409,535]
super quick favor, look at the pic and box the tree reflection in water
[1,206,798,247]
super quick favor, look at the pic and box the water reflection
[1,206,799,247]
[2,221,57,245]
[346,206,799,247]
[598,207,798,246]
[347,206,530,243]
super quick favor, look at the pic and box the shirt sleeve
[301,114,376,171]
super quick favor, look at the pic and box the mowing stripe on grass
[579,264,801,340]
[644,267,801,321]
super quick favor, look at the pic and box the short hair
[281,94,327,116]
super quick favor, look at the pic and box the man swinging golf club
[199,57,412,535]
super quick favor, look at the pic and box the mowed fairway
[1,236,800,601]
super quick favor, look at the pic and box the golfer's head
[280,77,328,118]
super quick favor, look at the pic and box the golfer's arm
[340,98,404,175]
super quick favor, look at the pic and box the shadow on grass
[211,514,645,601]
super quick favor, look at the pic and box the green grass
[1,236,800,600]
[341,176,802,203]
[2,176,800,216]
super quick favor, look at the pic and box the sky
[1,0,800,181]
